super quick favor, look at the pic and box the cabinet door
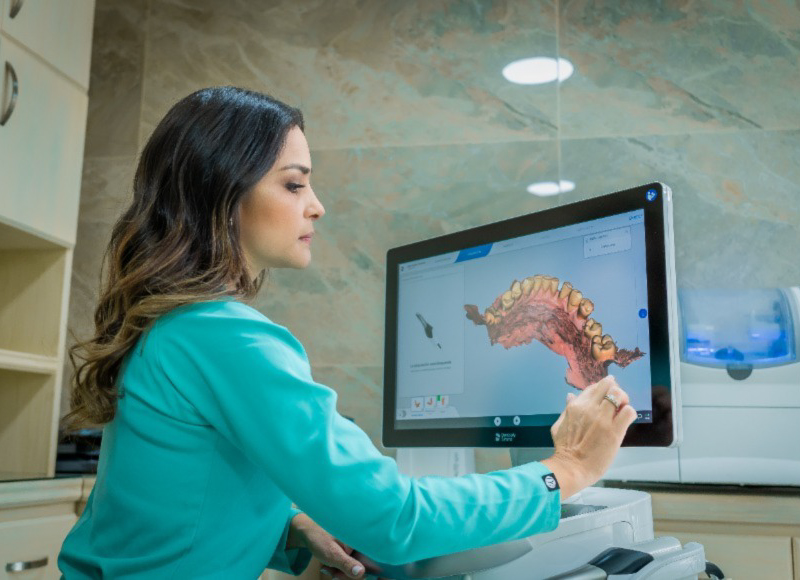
[0,34,88,246]
[0,514,76,580]
[0,0,94,89]
[655,529,793,580]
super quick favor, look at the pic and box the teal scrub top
[58,300,560,578]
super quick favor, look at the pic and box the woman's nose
[308,190,325,219]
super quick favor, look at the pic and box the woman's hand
[541,375,637,499]
[287,513,365,579]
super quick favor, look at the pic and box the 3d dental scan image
[464,274,646,390]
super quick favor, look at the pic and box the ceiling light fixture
[527,180,576,196]
[502,57,574,85]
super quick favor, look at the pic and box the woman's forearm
[541,454,588,500]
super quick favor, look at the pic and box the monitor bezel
[383,182,679,448]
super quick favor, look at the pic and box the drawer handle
[9,0,25,19]
[6,557,48,572]
[1,61,19,126]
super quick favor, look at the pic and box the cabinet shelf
[0,216,71,251]
[0,348,58,375]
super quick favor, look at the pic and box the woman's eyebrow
[279,163,312,174]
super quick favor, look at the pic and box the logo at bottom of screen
[542,474,560,491]
[495,432,516,443]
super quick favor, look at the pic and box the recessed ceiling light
[527,180,576,196]
[502,57,574,85]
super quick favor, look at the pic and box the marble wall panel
[140,0,558,150]
[310,140,562,227]
[84,0,147,157]
[559,130,800,289]
[253,139,560,368]
[559,0,800,138]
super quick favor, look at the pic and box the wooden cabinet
[0,515,77,578]
[0,138,76,482]
[0,28,89,246]
[647,489,800,580]
[655,529,792,579]
[0,0,94,89]
[0,0,93,479]
[0,478,82,580]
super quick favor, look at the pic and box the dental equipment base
[356,487,717,579]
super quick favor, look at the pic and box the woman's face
[237,126,325,276]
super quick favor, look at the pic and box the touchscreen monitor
[383,182,681,448]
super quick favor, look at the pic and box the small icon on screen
[513,416,521,426]
[646,189,658,202]
[416,313,442,349]
[411,397,423,410]
[493,416,502,427]
[639,308,648,318]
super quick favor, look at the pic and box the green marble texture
[559,0,800,137]
[140,0,559,149]
[559,130,800,288]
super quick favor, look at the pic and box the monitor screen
[383,182,680,448]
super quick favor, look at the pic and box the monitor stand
[383,447,656,579]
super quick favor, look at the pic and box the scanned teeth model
[464,275,644,389]
[415,312,442,349]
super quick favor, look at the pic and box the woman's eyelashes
[286,182,305,193]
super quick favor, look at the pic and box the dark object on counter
[56,428,102,474]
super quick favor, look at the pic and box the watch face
[542,473,560,491]
[384,182,678,449]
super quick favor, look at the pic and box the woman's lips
[299,233,314,243]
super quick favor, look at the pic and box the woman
[58,86,636,579]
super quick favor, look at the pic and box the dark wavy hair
[65,86,304,428]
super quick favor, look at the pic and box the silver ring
[603,394,620,410]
